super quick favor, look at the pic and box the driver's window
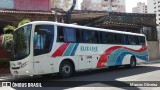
[34,25,54,56]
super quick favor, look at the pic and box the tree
[18,18,30,27]
[2,18,30,51]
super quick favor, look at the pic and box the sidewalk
[144,59,160,64]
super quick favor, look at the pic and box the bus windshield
[12,25,32,61]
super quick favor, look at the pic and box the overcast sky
[78,0,147,12]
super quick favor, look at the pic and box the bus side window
[76,29,81,43]
[82,30,98,43]
[128,35,139,45]
[139,36,146,45]
[63,27,76,43]
[125,35,130,45]
[101,32,108,44]
[114,34,125,44]
[57,26,64,42]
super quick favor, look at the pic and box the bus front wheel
[59,61,73,78]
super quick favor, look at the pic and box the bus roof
[24,21,145,36]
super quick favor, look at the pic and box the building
[51,0,79,10]
[132,2,147,13]
[81,0,126,12]
[0,0,51,11]
[147,0,160,24]
[14,0,51,11]
[69,11,158,60]
[0,0,14,9]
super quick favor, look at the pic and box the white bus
[10,21,149,77]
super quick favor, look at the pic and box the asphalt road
[0,61,160,90]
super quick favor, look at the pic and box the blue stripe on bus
[63,43,75,56]
[70,43,79,56]
[107,48,148,66]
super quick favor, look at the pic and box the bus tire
[59,61,73,78]
[129,56,136,68]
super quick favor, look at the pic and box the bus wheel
[59,61,73,78]
[129,57,136,68]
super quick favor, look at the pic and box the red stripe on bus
[52,43,70,57]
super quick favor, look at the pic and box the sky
[78,0,147,13]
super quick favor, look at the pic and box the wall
[148,41,160,60]
[0,0,14,9]
[147,0,154,13]
[14,0,51,11]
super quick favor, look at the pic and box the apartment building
[81,0,126,12]
[147,0,160,24]
[132,2,147,13]
[51,0,79,10]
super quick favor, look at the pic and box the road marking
[0,87,15,90]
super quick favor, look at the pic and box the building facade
[0,0,14,9]
[14,0,51,11]
[132,2,147,13]
[51,0,79,10]
[81,0,126,12]
[147,0,160,24]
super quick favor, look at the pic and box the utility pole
[62,0,76,23]
[52,0,60,22]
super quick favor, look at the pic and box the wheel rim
[62,65,71,74]
[131,60,135,67]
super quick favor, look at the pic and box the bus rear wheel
[59,61,73,78]
[129,57,136,68]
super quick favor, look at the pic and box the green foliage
[2,18,30,51]
[3,25,16,34]
[3,34,13,51]
[18,18,31,27]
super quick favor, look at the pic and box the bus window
[124,35,129,45]
[82,30,98,43]
[63,27,76,42]
[57,26,64,42]
[34,25,54,56]
[101,32,114,44]
[114,34,125,44]
[128,35,139,45]
[139,36,146,45]
[75,29,81,43]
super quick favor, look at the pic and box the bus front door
[33,54,52,75]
